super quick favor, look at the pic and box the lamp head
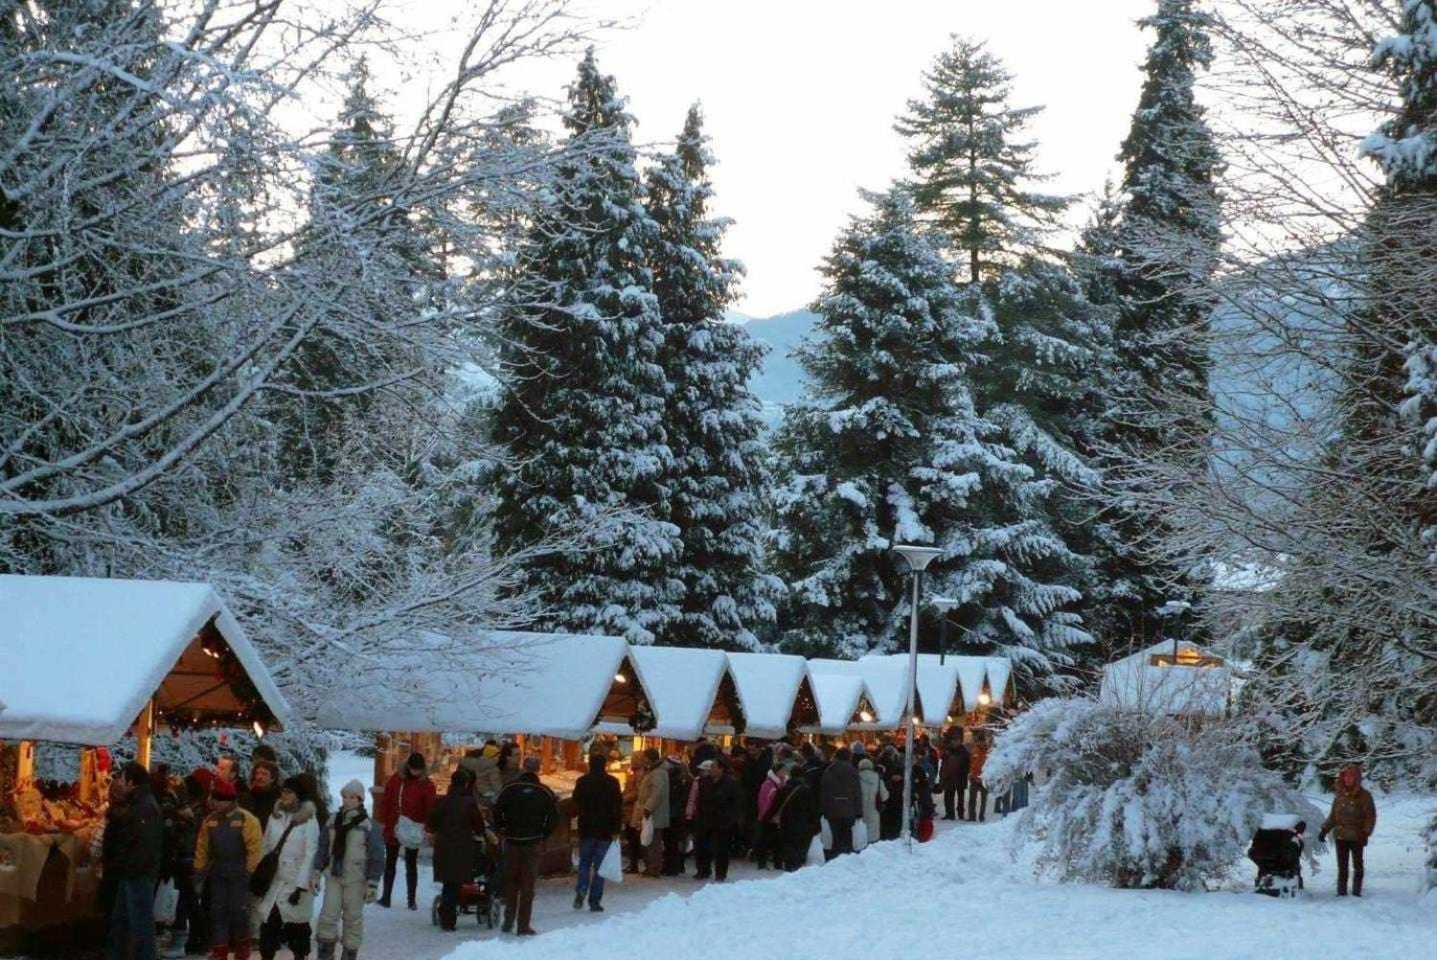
[893,544,943,572]
[931,596,958,614]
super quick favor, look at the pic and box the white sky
[380,0,1159,317]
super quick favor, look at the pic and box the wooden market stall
[802,671,879,739]
[1098,639,1232,717]
[312,629,658,875]
[808,656,919,740]
[597,645,747,755]
[722,653,820,740]
[0,575,292,955]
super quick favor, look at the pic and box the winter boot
[315,941,337,960]
[501,911,514,934]
[341,949,358,960]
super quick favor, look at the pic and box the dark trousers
[825,818,854,860]
[624,825,643,871]
[438,882,461,930]
[502,841,540,931]
[575,837,610,907]
[170,861,197,941]
[781,836,807,872]
[661,825,685,875]
[694,828,731,880]
[967,779,989,821]
[942,778,968,819]
[754,821,778,868]
[258,905,310,960]
[208,874,250,951]
[1335,840,1365,895]
[108,874,158,960]
[382,843,419,906]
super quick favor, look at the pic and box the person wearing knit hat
[375,753,435,910]
[195,776,262,960]
[316,780,384,960]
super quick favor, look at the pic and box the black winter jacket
[493,773,558,845]
[111,784,165,878]
[820,759,862,822]
[694,775,742,832]
[573,770,623,840]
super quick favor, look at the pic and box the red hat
[211,778,237,801]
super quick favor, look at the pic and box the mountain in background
[734,308,819,426]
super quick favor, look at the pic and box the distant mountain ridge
[735,308,819,426]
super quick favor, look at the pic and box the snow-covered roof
[1098,640,1232,717]
[803,671,871,735]
[807,657,914,729]
[724,653,818,739]
[0,575,291,746]
[314,631,650,739]
[624,646,738,742]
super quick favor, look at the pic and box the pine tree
[772,192,1086,685]
[1085,0,1224,649]
[491,51,682,644]
[895,36,1067,283]
[645,106,782,650]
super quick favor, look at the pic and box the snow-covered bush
[986,698,1321,890]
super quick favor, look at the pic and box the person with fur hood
[857,756,888,845]
[316,780,384,960]
[458,745,504,808]
[255,777,320,960]
[1318,764,1378,897]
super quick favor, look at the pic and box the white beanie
[342,779,366,800]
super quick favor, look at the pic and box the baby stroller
[432,846,504,929]
[1247,814,1306,898]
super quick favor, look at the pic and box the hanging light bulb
[614,673,628,684]
[252,720,265,739]
[978,692,992,707]
[859,710,874,723]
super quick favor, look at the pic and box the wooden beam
[135,699,155,768]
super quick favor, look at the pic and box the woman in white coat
[857,757,888,847]
[256,776,320,960]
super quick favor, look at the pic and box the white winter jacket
[858,760,888,843]
[257,801,320,925]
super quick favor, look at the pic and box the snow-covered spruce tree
[1082,0,1224,651]
[985,698,1321,890]
[645,105,782,650]
[895,35,1067,283]
[491,51,683,644]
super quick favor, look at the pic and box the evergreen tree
[1085,0,1224,649]
[772,191,1086,686]
[895,36,1067,283]
[491,51,682,644]
[646,106,782,650]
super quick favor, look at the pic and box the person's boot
[315,941,336,960]
[341,949,358,960]
[573,891,584,910]
[501,911,514,934]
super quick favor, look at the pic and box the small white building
[1099,640,1233,717]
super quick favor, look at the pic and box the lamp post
[931,595,957,665]
[894,543,943,849]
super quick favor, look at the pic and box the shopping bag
[153,879,178,924]
[597,841,624,884]
[852,819,869,852]
[819,817,832,850]
[396,815,426,851]
[639,816,654,847]
[806,834,825,866]
[916,817,935,843]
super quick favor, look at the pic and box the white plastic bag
[396,815,426,851]
[639,816,654,847]
[153,879,178,924]
[819,817,833,850]
[852,819,869,852]
[597,841,624,884]
[806,834,825,866]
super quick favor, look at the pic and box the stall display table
[0,829,102,954]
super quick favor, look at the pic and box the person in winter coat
[635,748,670,877]
[939,728,971,821]
[689,739,718,776]
[820,748,862,859]
[106,761,165,960]
[966,738,990,822]
[255,777,320,960]
[911,755,937,839]
[493,757,558,935]
[857,757,888,845]
[426,768,487,931]
[754,765,784,869]
[622,755,644,873]
[497,743,522,787]
[240,762,282,834]
[774,764,819,871]
[877,747,904,841]
[376,753,436,910]
[195,777,264,960]
[692,757,742,881]
[170,774,209,957]
[458,749,504,808]
[315,780,384,960]
[662,756,693,876]
[572,752,622,911]
[1318,764,1378,897]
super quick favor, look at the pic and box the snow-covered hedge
[985,698,1321,890]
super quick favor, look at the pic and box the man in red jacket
[376,752,436,910]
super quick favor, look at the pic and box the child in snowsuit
[194,778,263,960]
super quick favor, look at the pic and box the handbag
[852,819,869,852]
[249,822,297,897]
[393,780,427,850]
[153,879,178,924]
[639,816,654,847]
[597,841,624,884]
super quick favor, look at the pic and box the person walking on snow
[693,757,741,881]
[254,778,319,960]
[820,747,862,859]
[572,752,622,911]
[493,757,559,936]
[315,780,384,960]
[376,753,436,910]
[106,761,165,960]
[426,768,487,932]
[195,778,263,960]
[636,747,670,877]
[1318,764,1377,897]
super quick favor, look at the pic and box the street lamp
[931,595,958,666]
[894,543,942,848]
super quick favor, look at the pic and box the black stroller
[1247,815,1306,898]
[432,846,504,929]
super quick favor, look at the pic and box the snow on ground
[322,753,1436,960]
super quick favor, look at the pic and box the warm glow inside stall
[879,653,1015,728]
[594,645,747,759]
[803,670,878,739]
[312,630,656,875]
[808,656,919,738]
[0,575,291,954]
[722,653,820,741]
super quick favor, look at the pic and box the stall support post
[135,698,155,769]
[17,740,35,781]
